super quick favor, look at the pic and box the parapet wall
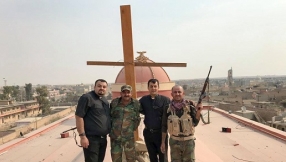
[213,108,286,141]
[0,106,76,145]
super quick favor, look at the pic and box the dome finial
[136,51,149,62]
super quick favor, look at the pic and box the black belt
[87,135,106,138]
[144,128,161,133]
[173,134,193,137]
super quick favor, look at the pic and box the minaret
[228,67,234,94]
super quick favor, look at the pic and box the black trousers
[83,135,107,162]
[143,128,168,162]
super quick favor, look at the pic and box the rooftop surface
[0,109,285,162]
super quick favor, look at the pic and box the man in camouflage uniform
[161,85,202,162]
[109,85,141,162]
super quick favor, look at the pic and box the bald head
[171,85,184,92]
[171,85,184,101]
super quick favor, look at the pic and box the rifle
[197,66,212,110]
[62,127,77,133]
[61,127,82,147]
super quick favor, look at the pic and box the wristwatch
[79,132,86,136]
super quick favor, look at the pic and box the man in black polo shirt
[139,79,170,162]
[75,79,111,162]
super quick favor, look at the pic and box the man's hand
[196,102,203,111]
[185,100,195,106]
[195,102,203,120]
[80,136,89,148]
[160,142,166,154]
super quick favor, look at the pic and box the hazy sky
[1,1,285,86]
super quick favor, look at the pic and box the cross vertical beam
[120,5,139,141]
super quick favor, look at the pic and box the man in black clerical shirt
[139,79,170,162]
[75,79,111,162]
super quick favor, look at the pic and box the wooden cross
[87,5,187,141]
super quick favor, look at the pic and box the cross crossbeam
[87,61,186,67]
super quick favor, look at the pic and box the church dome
[115,52,171,83]
[111,51,174,99]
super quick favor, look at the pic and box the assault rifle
[61,127,82,147]
[197,66,212,110]
[62,127,77,134]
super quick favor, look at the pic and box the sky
[1,0,286,86]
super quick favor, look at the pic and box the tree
[25,83,33,101]
[1,86,21,101]
[3,86,13,100]
[36,86,48,97]
[65,92,80,103]
[11,85,20,101]
[36,86,51,115]
[0,94,4,100]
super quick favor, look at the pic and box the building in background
[0,100,40,125]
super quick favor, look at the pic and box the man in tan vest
[160,85,202,162]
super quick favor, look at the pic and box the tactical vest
[167,104,195,136]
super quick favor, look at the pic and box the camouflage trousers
[110,138,135,162]
[169,137,195,162]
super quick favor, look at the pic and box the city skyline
[2,74,286,87]
[1,1,286,86]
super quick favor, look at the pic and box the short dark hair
[95,79,108,85]
[147,78,159,87]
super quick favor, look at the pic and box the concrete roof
[0,110,285,162]
[0,100,37,109]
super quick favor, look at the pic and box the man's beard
[97,90,105,96]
